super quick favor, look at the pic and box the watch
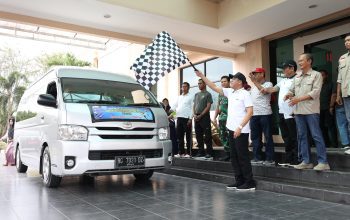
[238,125,243,130]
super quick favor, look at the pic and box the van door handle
[41,116,44,120]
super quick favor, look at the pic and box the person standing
[171,82,193,158]
[195,70,255,191]
[1,117,16,166]
[262,60,299,166]
[332,79,350,150]
[319,70,337,148]
[285,53,330,170]
[162,98,178,158]
[249,68,275,166]
[213,76,230,161]
[193,79,213,159]
[336,34,350,155]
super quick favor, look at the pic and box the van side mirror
[37,94,57,108]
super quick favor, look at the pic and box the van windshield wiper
[74,100,120,104]
[127,103,160,107]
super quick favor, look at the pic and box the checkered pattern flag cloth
[131,31,188,90]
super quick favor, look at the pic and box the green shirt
[193,90,213,114]
[218,94,228,121]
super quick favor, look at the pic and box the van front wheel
[42,147,61,188]
[16,147,28,173]
[133,170,154,181]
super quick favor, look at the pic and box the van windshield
[60,78,160,107]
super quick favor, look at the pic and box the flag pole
[188,59,198,71]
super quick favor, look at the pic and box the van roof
[54,66,137,84]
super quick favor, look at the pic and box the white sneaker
[183,154,191,158]
[313,163,330,171]
[345,149,350,155]
[174,154,181,158]
[342,146,350,150]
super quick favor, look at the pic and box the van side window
[47,82,57,100]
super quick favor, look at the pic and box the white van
[14,66,171,187]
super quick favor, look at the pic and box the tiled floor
[0,164,349,220]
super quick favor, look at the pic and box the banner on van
[89,105,154,122]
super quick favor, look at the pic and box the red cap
[252,67,265,73]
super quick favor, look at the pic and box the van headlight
[158,127,169,140]
[58,125,88,141]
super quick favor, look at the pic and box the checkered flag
[131,31,189,90]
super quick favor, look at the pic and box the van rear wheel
[15,147,28,173]
[42,147,61,188]
[133,170,154,181]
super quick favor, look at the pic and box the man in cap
[285,53,329,170]
[249,68,275,166]
[195,70,256,191]
[261,60,299,166]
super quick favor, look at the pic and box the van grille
[98,135,153,139]
[95,127,154,131]
[89,149,163,160]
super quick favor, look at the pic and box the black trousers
[279,114,298,164]
[176,117,192,155]
[228,131,253,183]
[320,109,338,148]
[169,123,178,155]
[194,114,213,155]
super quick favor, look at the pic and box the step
[172,158,350,188]
[191,146,350,170]
[160,166,350,205]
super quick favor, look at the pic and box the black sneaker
[193,152,205,158]
[218,154,230,161]
[204,154,213,160]
[226,182,244,190]
[236,182,256,191]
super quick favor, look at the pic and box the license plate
[115,156,145,169]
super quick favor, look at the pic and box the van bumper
[50,140,172,176]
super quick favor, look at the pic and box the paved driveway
[0,161,349,220]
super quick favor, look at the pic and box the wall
[219,0,283,27]
[234,38,270,82]
[100,0,218,28]
[98,43,145,78]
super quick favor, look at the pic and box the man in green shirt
[193,79,213,159]
[213,76,230,161]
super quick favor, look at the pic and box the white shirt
[275,76,295,119]
[172,93,194,118]
[251,81,273,115]
[223,88,253,133]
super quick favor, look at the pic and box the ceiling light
[104,14,111,19]
[308,4,317,9]
[223,39,230,43]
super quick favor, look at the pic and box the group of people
[162,34,350,191]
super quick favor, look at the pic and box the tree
[0,71,27,121]
[0,47,35,135]
[38,52,91,72]
[0,47,39,77]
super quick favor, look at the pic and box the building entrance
[305,34,348,83]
